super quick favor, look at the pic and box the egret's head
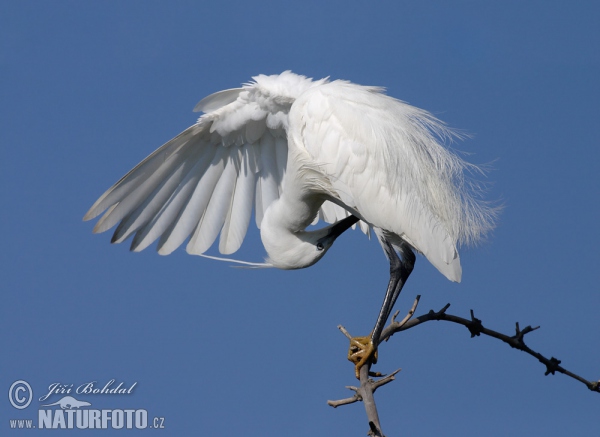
[262,227,338,270]
[261,215,360,270]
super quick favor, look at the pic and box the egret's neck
[260,196,326,270]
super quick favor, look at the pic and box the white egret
[85,71,496,377]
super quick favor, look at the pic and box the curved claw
[347,336,378,379]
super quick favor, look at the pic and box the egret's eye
[316,242,324,251]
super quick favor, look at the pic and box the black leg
[370,238,415,346]
[347,237,415,378]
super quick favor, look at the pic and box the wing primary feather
[254,177,263,228]
[274,135,287,194]
[84,125,200,221]
[219,145,256,254]
[111,141,206,243]
[130,143,219,252]
[244,143,264,228]
[187,148,240,254]
[152,145,229,254]
[258,133,279,220]
[93,136,200,234]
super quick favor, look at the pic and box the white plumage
[85,71,496,282]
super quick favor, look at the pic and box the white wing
[291,81,497,282]
[84,72,356,257]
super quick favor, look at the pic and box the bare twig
[327,385,361,408]
[371,368,401,390]
[337,324,353,340]
[384,295,421,339]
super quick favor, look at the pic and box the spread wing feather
[85,126,201,223]
[218,145,256,254]
[155,143,223,254]
[132,141,225,253]
[110,142,205,244]
[84,72,359,258]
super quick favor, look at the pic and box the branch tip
[372,368,401,390]
[327,394,361,408]
[338,325,352,340]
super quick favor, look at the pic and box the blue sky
[1,1,599,435]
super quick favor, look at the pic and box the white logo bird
[85,71,497,377]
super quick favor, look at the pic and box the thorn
[544,357,562,376]
[467,309,483,337]
[428,303,450,318]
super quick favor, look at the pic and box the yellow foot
[347,335,378,379]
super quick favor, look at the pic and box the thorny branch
[381,300,600,392]
[329,295,600,436]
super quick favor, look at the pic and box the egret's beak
[317,215,360,248]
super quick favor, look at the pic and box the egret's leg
[348,238,415,378]
[371,239,415,343]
